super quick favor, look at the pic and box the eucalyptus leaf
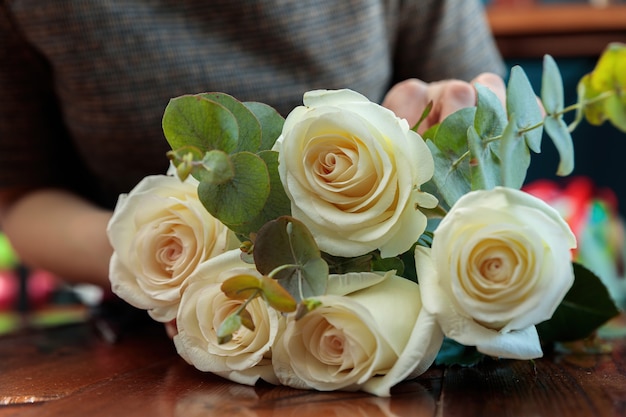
[162,95,239,153]
[198,151,270,228]
[536,262,620,344]
[199,92,262,152]
[543,115,574,176]
[499,116,531,189]
[467,125,501,190]
[506,66,544,153]
[474,84,507,144]
[541,54,564,115]
[425,107,475,207]
[244,101,285,150]
[221,274,262,300]
[226,150,291,237]
[254,216,328,301]
[217,313,242,344]
[260,275,297,312]
[195,149,235,184]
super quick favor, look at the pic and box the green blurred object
[0,232,18,270]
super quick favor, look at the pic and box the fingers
[382,72,507,134]
[381,78,430,129]
[471,72,506,107]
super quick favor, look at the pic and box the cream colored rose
[272,271,443,397]
[107,174,239,322]
[415,186,577,359]
[174,252,282,386]
[273,89,437,258]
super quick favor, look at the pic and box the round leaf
[162,95,239,153]
[198,152,270,227]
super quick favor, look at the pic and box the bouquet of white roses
[108,43,625,396]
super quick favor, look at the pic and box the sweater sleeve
[389,0,505,84]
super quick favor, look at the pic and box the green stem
[268,263,299,279]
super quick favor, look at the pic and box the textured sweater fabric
[0,0,504,207]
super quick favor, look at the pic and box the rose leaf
[536,262,620,344]
[198,151,270,229]
[199,92,262,153]
[162,95,239,154]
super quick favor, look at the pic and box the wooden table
[1,307,626,417]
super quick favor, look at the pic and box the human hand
[382,72,506,134]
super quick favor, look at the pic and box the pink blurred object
[27,269,61,309]
[0,269,19,311]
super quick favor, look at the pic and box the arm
[0,188,113,288]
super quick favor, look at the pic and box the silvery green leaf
[544,115,575,176]
[500,117,530,189]
[467,125,501,190]
[425,107,475,207]
[199,92,262,153]
[474,84,507,150]
[507,66,544,153]
[541,54,564,115]
[162,95,239,153]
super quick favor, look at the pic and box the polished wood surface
[1,308,626,417]
[487,4,626,58]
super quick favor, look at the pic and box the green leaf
[198,151,270,228]
[536,262,620,344]
[543,115,574,176]
[500,117,531,189]
[506,66,544,153]
[221,274,262,300]
[162,95,239,153]
[244,101,285,150]
[195,149,235,184]
[541,54,564,115]
[260,275,297,313]
[217,313,242,344]
[467,125,501,190]
[199,93,262,153]
[577,43,626,132]
[254,216,328,301]
[474,84,507,145]
[370,253,404,276]
[435,338,485,367]
[227,150,291,237]
[411,100,433,132]
[239,308,255,332]
[426,107,475,207]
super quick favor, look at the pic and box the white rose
[174,252,282,386]
[274,89,437,258]
[107,174,239,322]
[415,186,577,360]
[272,271,443,397]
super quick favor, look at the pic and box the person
[0,0,506,290]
